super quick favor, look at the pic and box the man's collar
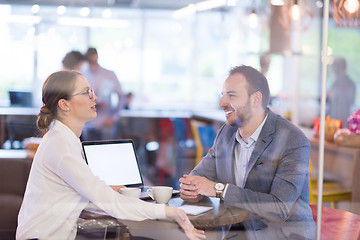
[236,113,268,143]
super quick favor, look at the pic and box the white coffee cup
[146,186,173,204]
[120,188,141,198]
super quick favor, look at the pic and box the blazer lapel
[244,110,276,181]
[220,128,237,184]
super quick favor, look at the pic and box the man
[327,57,356,128]
[260,53,270,76]
[82,47,124,140]
[180,65,316,239]
[61,50,86,71]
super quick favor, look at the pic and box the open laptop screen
[82,139,143,187]
[9,90,33,107]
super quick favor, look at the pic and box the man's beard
[234,99,252,127]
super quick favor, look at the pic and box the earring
[66,107,70,111]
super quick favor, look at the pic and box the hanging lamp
[332,0,360,26]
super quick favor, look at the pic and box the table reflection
[77,197,321,240]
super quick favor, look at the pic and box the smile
[225,109,234,116]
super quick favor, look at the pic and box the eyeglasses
[71,88,95,99]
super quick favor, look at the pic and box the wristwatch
[214,183,225,198]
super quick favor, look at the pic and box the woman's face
[67,75,98,124]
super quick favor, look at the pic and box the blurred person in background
[16,71,205,240]
[327,57,356,127]
[61,51,86,71]
[124,92,133,110]
[82,47,124,140]
[259,53,270,76]
[259,53,277,106]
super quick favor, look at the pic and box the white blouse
[16,120,166,240]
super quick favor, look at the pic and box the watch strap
[216,191,222,198]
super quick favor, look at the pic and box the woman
[16,71,205,240]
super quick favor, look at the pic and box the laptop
[8,90,33,107]
[82,139,179,199]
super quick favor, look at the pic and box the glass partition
[0,0,359,217]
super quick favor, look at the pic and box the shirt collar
[50,120,81,145]
[236,114,268,143]
[251,114,268,141]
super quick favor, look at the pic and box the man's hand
[179,175,216,201]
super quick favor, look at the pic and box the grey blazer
[191,109,316,239]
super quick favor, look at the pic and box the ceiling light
[172,4,196,19]
[270,0,285,6]
[31,4,40,14]
[278,0,313,31]
[344,0,360,13]
[315,1,323,8]
[80,7,90,17]
[227,0,237,7]
[102,9,112,18]
[332,0,360,26]
[291,0,301,20]
[2,15,42,24]
[196,0,226,12]
[172,0,234,19]
[57,5,66,15]
[249,10,258,28]
[57,17,129,28]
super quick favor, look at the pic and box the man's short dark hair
[228,65,270,109]
[62,51,86,70]
[85,47,98,60]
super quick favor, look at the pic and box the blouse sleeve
[46,139,166,221]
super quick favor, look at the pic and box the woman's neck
[57,117,84,138]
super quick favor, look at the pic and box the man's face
[219,73,253,127]
[88,54,98,65]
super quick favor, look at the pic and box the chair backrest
[308,159,317,204]
[0,158,32,196]
[190,120,204,165]
[190,120,216,165]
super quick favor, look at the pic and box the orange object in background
[313,117,320,136]
[313,116,342,142]
[23,137,41,159]
[325,116,342,142]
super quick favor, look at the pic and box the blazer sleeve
[48,138,166,221]
[189,124,227,181]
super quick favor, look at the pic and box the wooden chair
[309,159,352,208]
[190,120,204,166]
[190,120,216,166]
[0,158,32,239]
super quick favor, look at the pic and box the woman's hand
[110,185,126,192]
[165,206,206,240]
